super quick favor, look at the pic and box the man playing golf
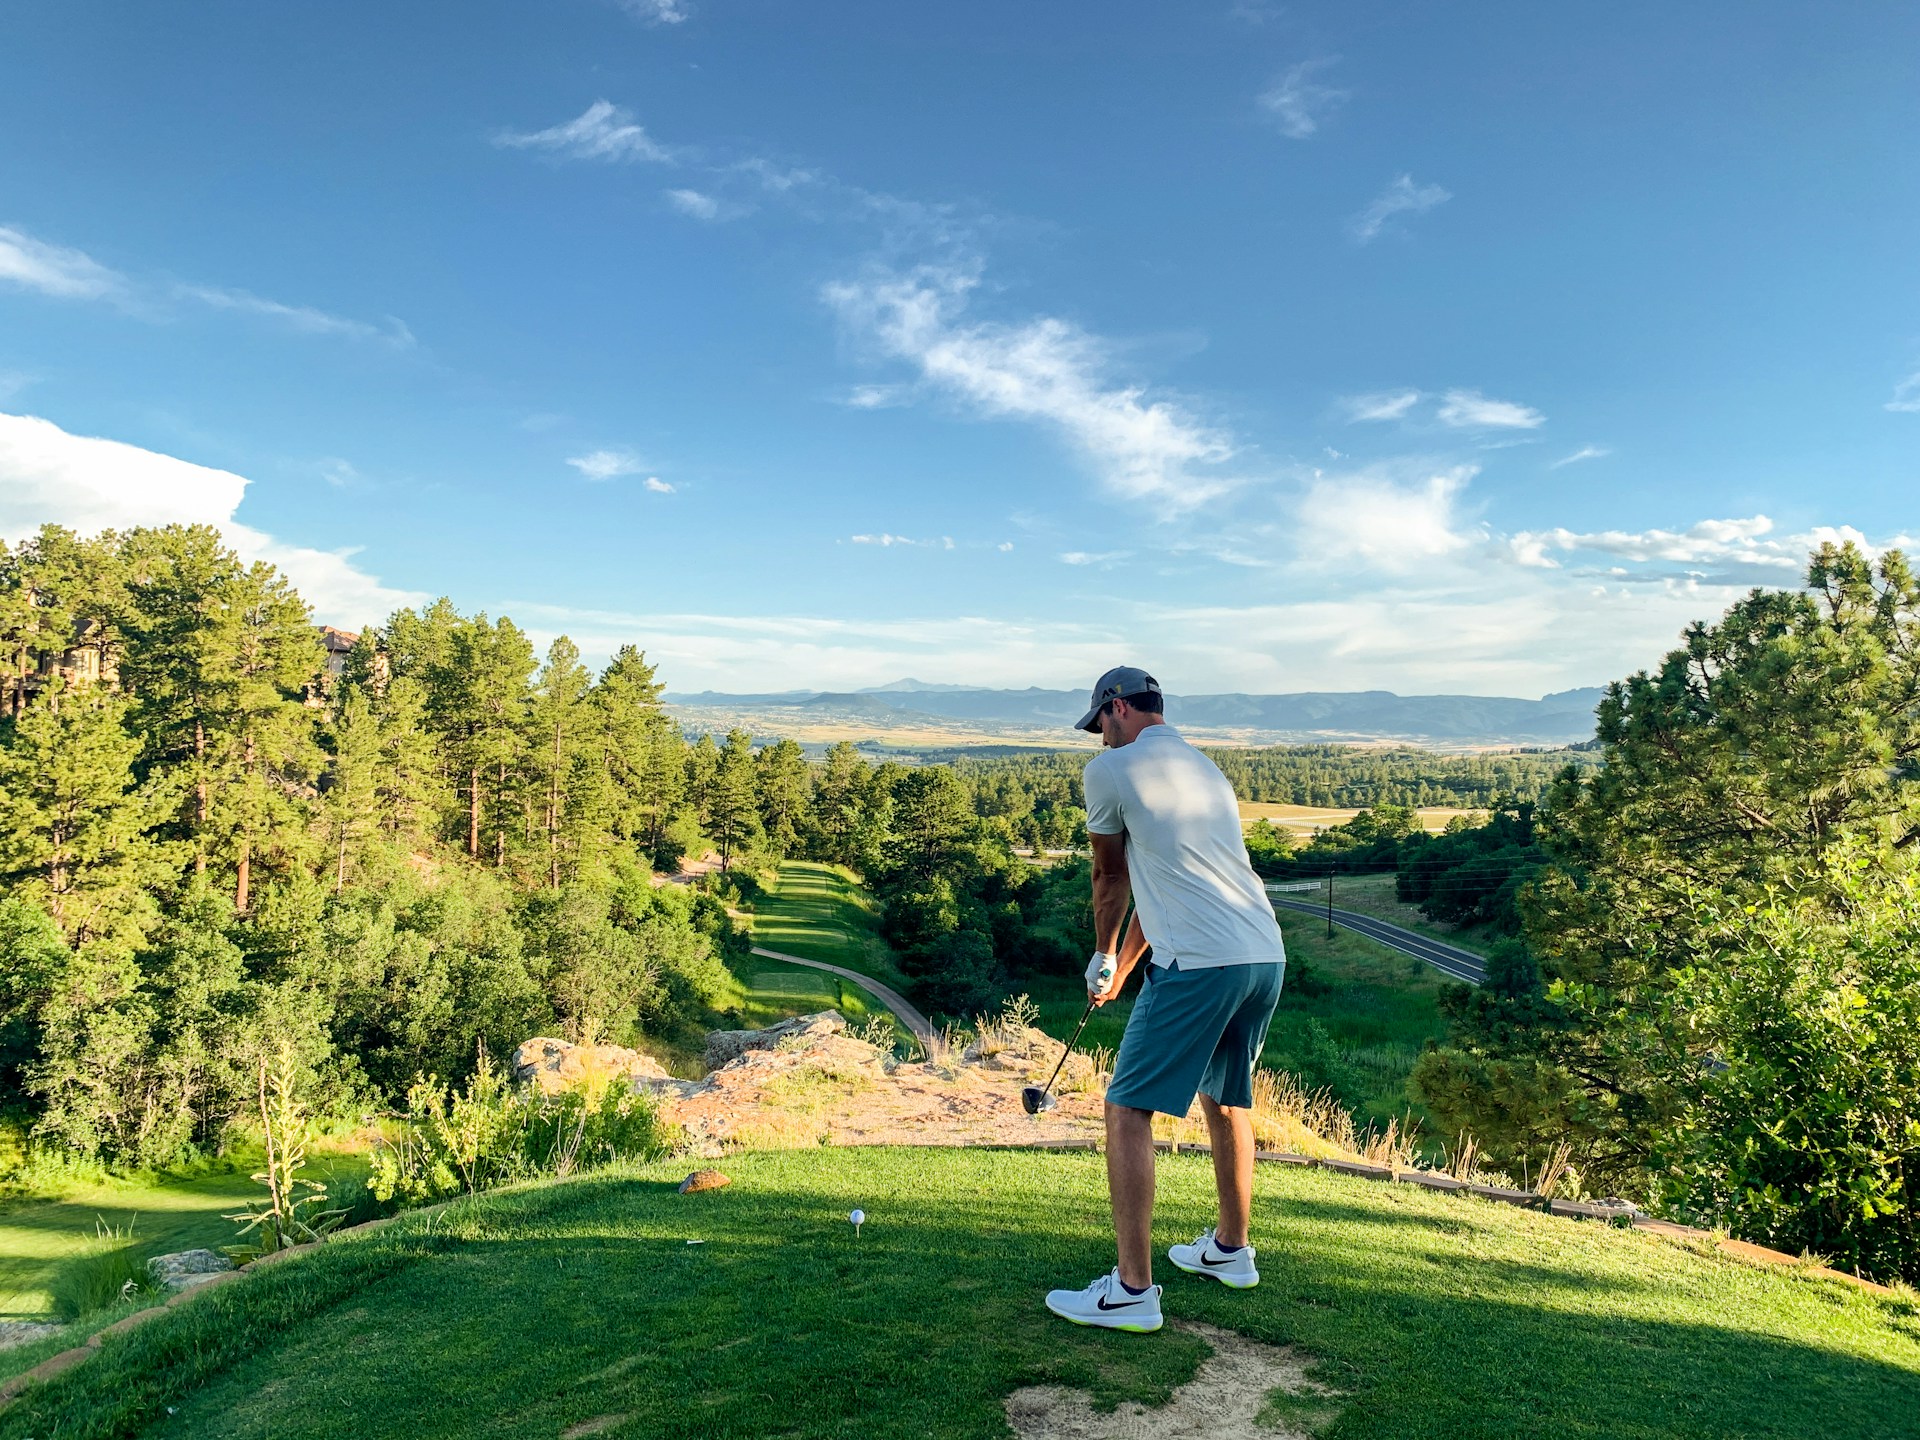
[1044,667,1287,1333]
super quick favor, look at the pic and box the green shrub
[370,1051,675,1209]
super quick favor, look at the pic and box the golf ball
[849,1209,866,1226]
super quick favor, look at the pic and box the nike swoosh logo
[1200,1252,1239,1266]
[1096,1295,1145,1310]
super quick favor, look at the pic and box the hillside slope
[5,1148,1915,1440]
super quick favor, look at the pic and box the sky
[3,1,1917,698]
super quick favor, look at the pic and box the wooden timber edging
[1,1142,1896,1412]
[990,1136,1895,1295]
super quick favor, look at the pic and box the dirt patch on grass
[559,1415,629,1438]
[1003,1322,1340,1439]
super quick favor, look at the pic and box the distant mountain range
[663,679,1609,749]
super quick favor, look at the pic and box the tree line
[1254,546,1920,1285]
[0,524,1089,1169]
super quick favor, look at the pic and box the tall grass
[48,1219,161,1322]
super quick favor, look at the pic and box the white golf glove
[1085,951,1118,999]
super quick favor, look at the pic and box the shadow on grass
[3,1153,1916,1440]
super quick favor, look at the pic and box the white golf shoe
[1043,1268,1164,1332]
[1167,1230,1260,1289]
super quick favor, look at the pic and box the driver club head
[1020,1085,1057,1115]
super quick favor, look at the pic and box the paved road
[748,945,935,1042]
[1269,897,1487,985]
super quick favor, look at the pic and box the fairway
[745,862,907,988]
[7,1148,1915,1440]
[0,1170,264,1322]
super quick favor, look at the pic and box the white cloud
[1342,389,1421,422]
[824,265,1236,514]
[1436,389,1544,429]
[178,285,414,347]
[665,188,722,220]
[566,449,646,481]
[1888,371,1920,413]
[844,384,907,409]
[0,410,423,626]
[618,0,688,22]
[997,541,1014,552]
[643,476,675,493]
[1507,515,1798,570]
[850,533,953,549]
[1258,59,1346,139]
[1550,444,1610,468]
[1059,550,1129,566]
[496,101,675,163]
[1294,465,1479,573]
[0,225,125,301]
[1349,175,1451,243]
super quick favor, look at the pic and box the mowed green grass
[745,862,906,987]
[5,1148,1916,1440]
[722,949,907,1042]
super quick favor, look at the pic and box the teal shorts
[1105,959,1285,1116]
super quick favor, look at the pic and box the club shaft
[1041,999,1096,1096]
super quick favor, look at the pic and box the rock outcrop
[512,1009,1106,1156]
[511,1038,675,1095]
[702,1010,846,1072]
[147,1249,233,1293]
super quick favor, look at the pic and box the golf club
[1021,997,1096,1115]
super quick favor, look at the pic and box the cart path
[1269,897,1487,985]
[748,946,935,1042]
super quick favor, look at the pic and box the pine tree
[0,682,176,953]
[709,730,763,872]
[526,637,593,888]
[755,738,810,861]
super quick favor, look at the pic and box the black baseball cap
[1075,666,1163,732]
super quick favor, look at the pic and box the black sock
[1212,1239,1244,1253]
[1119,1277,1153,1295]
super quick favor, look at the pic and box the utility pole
[1326,857,1335,940]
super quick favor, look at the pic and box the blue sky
[3,1,1917,696]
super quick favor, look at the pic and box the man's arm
[1090,830,1131,957]
[1096,910,1150,1007]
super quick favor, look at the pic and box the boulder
[703,1010,846,1073]
[678,1169,730,1194]
[147,1249,233,1293]
[512,1037,673,1095]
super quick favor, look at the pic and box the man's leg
[1197,1093,1254,1248]
[1106,1100,1157,1287]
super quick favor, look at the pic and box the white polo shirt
[1083,724,1286,970]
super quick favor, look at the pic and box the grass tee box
[5,1148,1915,1440]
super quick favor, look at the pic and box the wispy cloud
[496,101,675,163]
[0,225,126,301]
[1258,58,1346,139]
[1059,550,1129,566]
[1342,389,1421,422]
[843,384,907,409]
[1,224,410,344]
[567,448,647,481]
[644,476,675,493]
[617,0,689,22]
[0,410,422,626]
[1349,174,1451,243]
[665,188,723,220]
[1550,444,1610,468]
[178,285,414,347]
[1887,371,1920,413]
[824,265,1236,514]
[850,533,954,549]
[1436,389,1544,429]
